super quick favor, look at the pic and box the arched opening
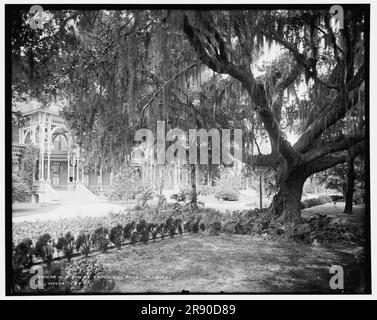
[23,131,31,144]
[52,134,68,152]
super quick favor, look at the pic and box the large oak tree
[171,9,366,222]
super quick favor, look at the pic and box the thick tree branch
[183,15,255,91]
[300,133,365,164]
[243,152,278,169]
[273,63,302,94]
[307,140,365,174]
[255,106,300,165]
[270,62,302,124]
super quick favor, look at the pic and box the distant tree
[12,146,37,203]
[318,156,365,213]
[12,172,30,203]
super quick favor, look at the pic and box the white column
[40,152,45,181]
[174,164,178,189]
[47,152,51,183]
[109,169,113,186]
[76,158,80,182]
[179,165,181,186]
[99,166,103,191]
[81,163,84,183]
[67,156,70,182]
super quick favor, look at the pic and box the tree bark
[344,156,356,214]
[268,167,308,223]
[190,164,198,209]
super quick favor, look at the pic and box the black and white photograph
[4,2,370,296]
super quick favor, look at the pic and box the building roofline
[22,108,61,116]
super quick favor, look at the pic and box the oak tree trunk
[190,164,198,209]
[268,167,307,223]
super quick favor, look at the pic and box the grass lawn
[73,233,366,293]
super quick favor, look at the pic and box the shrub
[221,209,268,235]
[92,227,109,252]
[76,233,91,257]
[353,189,366,204]
[301,196,331,209]
[34,233,54,265]
[184,218,200,233]
[175,219,183,236]
[209,221,222,236]
[191,218,200,233]
[123,221,136,241]
[157,194,167,207]
[197,185,216,196]
[183,221,191,232]
[137,188,154,208]
[171,191,186,203]
[136,219,148,234]
[307,214,357,242]
[13,238,34,269]
[290,223,311,243]
[109,224,123,249]
[159,223,167,239]
[140,228,150,244]
[55,237,65,254]
[330,195,343,203]
[151,224,159,241]
[12,172,31,203]
[55,232,75,262]
[215,188,239,201]
[165,216,176,237]
[199,223,206,232]
[136,219,150,243]
[199,208,224,226]
[130,230,138,245]
[222,220,241,234]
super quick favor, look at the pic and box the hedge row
[13,215,206,270]
[300,195,332,209]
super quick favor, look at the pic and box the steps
[54,187,107,205]
[35,181,60,205]
[75,183,107,202]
